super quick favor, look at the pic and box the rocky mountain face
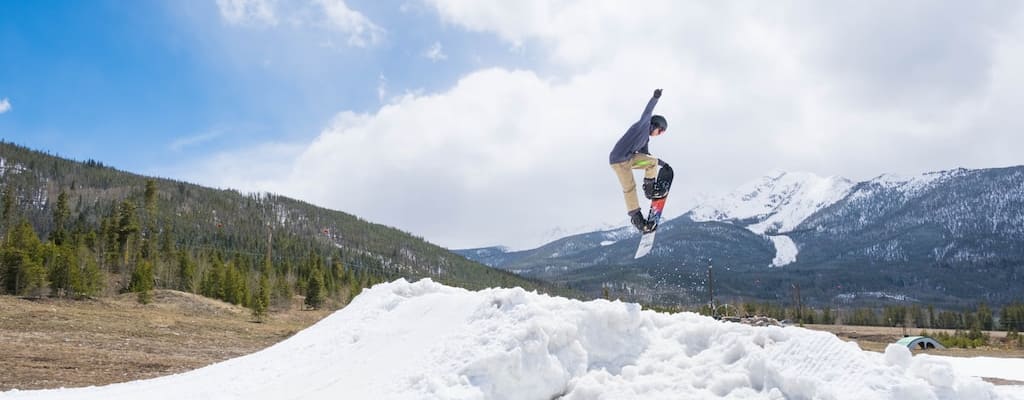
[456,167,1024,308]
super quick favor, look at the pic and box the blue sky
[0,0,536,172]
[3,1,1024,250]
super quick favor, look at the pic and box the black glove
[654,89,662,98]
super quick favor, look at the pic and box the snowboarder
[609,88,670,232]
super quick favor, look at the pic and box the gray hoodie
[608,93,659,164]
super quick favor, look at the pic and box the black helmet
[651,115,667,131]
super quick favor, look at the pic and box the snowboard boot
[643,218,658,233]
[642,178,657,200]
[628,209,648,232]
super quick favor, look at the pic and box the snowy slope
[3,279,1016,400]
[688,171,855,267]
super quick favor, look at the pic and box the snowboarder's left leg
[630,153,660,181]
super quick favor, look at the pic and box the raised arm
[640,89,662,122]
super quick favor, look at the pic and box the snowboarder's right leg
[611,161,641,213]
[613,154,661,232]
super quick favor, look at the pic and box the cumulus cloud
[189,1,1024,249]
[216,0,383,47]
[0,98,10,114]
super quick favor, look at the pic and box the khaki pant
[611,153,659,213]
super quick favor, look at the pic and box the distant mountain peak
[688,170,855,235]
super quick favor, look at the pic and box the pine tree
[201,253,225,300]
[252,273,270,322]
[305,267,325,310]
[141,180,157,260]
[72,244,104,298]
[45,243,77,297]
[50,190,70,246]
[977,303,994,331]
[272,272,293,309]
[178,251,196,293]
[116,200,139,266]
[130,259,155,304]
[222,262,245,305]
[1,185,15,236]
[2,220,46,296]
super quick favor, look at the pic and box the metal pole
[708,259,714,317]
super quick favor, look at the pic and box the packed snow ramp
[0,279,1010,400]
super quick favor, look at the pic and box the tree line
[0,179,388,321]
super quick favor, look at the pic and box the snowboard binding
[643,164,674,200]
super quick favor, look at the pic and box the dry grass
[0,290,330,391]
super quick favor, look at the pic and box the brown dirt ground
[0,291,330,391]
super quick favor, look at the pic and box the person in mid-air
[609,88,669,232]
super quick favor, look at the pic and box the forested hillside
[0,141,555,316]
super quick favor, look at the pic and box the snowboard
[634,196,667,258]
[634,164,673,259]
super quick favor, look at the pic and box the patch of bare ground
[0,290,331,391]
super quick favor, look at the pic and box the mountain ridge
[456,166,1024,307]
[0,141,558,300]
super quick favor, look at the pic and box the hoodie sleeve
[640,93,659,123]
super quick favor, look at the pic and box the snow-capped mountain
[687,171,855,234]
[686,171,855,266]
[458,166,1024,308]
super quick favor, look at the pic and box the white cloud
[216,0,383,48]
[186,1,1024,249]
[317,0,385,47]
[424,41,447,61]
[216,0,278,26]
[0,98,10,114]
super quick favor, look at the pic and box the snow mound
[1,279,1008,400]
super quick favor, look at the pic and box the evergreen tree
[201,253,225,300]
[159,219,174,260]
[222,261,246,305]
[72,244,104,298]
[272,271,293,309]
[305,267,326,310]
[116,200,139,266]
[141,180,157,260]
[252,273,270,322]
[45,243,77,297]
[130,259,155,304]
[1,185,15,236]
[822,307,834,325]
[178,251,196,293]
[977,303,994,331]
[2,220,46,296]
[50,190,71,246]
